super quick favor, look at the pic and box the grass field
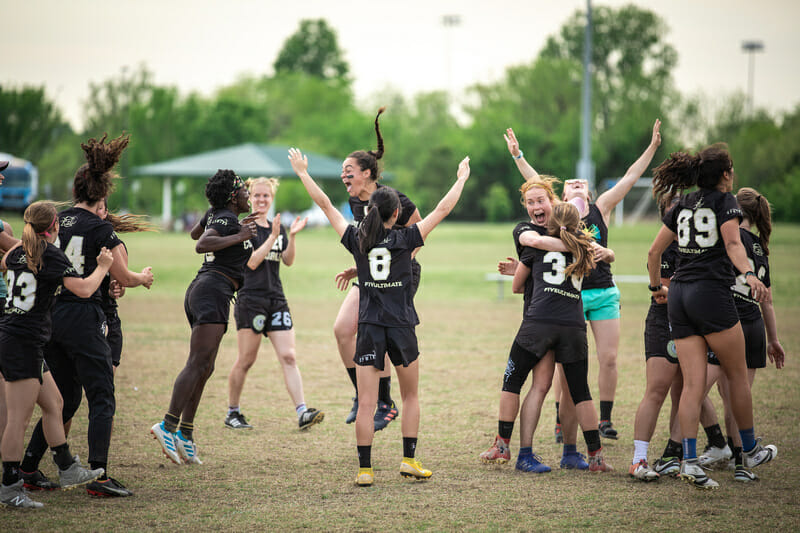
[2,216,799,531]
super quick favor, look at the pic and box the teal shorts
[581,286,621,321]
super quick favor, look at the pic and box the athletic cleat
[588,452,614,472]
[0,480,44,509]
[734,465,759,482]
[174,430,203,465]
[86,477,133,497]
[743,439,777,468]
[58,456,104,490]
[21,469,60,491]
[554,423,563,444]
[224,411,253,430]
[560,451,589,470]
[356,467,374,486]
[515,454,551,473]
[479,436,511,464]
[299,408,325,430]
[345,397,358,424]
[400,458,433,479]
[151,421,182,464]
[679,459,719,490]
[629,459,660,481]
[598,420,618,440]
[373,401,399,431]
[653,456,681,476]
[698,444,732,469]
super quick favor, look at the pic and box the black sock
[727,435,735,451]
[583,429,602,453]
[378,377,392,405]
[179,421,194,441]
[498,421,515,441]
[357,446,371,469]
[403,437,417,459]
[2,461,21,486]
[663,439,683,459]
[347,368,358,392]
[20,419,47,472]
[163,412,180,434]
[704,423,726,449]
[599,401,613,422]
[733,446,743,467]
[555,402,561,425]
[51,443,73,471]
[91,461,108,480]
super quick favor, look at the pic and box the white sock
[633,440,650,464]
[228,406,240,416]
[296,403,307,419]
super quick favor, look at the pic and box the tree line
[2,7,799,222]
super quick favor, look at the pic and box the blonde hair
[520,175,561,206]
[246,176,280,196]
[547,202,595,279]
[22,201,58,275]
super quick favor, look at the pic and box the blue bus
[0,154,38,210]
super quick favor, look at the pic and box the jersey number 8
[368,247,391,281]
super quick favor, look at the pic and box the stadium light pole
[742,40,764,116]
[441,14,461,96]
[577,0,595,190]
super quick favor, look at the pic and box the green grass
[1,216,799,531]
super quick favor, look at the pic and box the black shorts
[355,324,418,370]
[644,302,678,364]
[184,271,235,330]
[742,317,767,369]
[0,331,48,383]
[513,321,587,365]
[234,295,292,334]
[502,335,547,394]
[106,313,123,367]
[668,280,739,339]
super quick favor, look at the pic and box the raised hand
[504,128,521,157]
[457,156,471,181]
[288,148,309,176]
[271,213,282,238]
[651,119,662,148]
[290,216,308,236]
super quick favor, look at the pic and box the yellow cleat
[400,458,433,480]
[355,468,374,486]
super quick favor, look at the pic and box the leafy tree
[0,85,69,162]
[273,19,349,80]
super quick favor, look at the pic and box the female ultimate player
[289,147,470,486]
[696,187,785,482]
[647,144,777,489]
[224,177,324,431]
[152,170,257,465]
[332,108,421,431]
[0,201,109,508]
[506,120,661,439]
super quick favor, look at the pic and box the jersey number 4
[56,235,86,275]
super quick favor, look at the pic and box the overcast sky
[3,0,798,130]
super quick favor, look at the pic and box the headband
[37,214,58,238]
[228,175,245,203]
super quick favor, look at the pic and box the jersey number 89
[677,208,718,248]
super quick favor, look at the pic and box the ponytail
[347,107,387,183]
[73,133,130,204]
[653,143,732,200]
[736,187,771,255]
[22,201,58,275]
[358,187,401,254]
[547,202,595,279]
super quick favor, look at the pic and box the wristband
[745,271,756,279]
[514,151,524,160]
[648,284,663,292]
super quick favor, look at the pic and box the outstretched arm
[596,119,661,219]
[109,242,154,289]
[288,148,348,237]
[505,128,540,181]
[416,157,470,240]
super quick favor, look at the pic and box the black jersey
[521,247,585,328]
[664,189,742,284]
[197,208,253,285]
[1,244,79,344]
[731,228,770,322]
[238,221,289,300]
[55,207,122,304]
[581,203,614,290]
[341,224,424,327]
[349,185,418,228]
[99,240,126,316]
[513,221,547,309]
